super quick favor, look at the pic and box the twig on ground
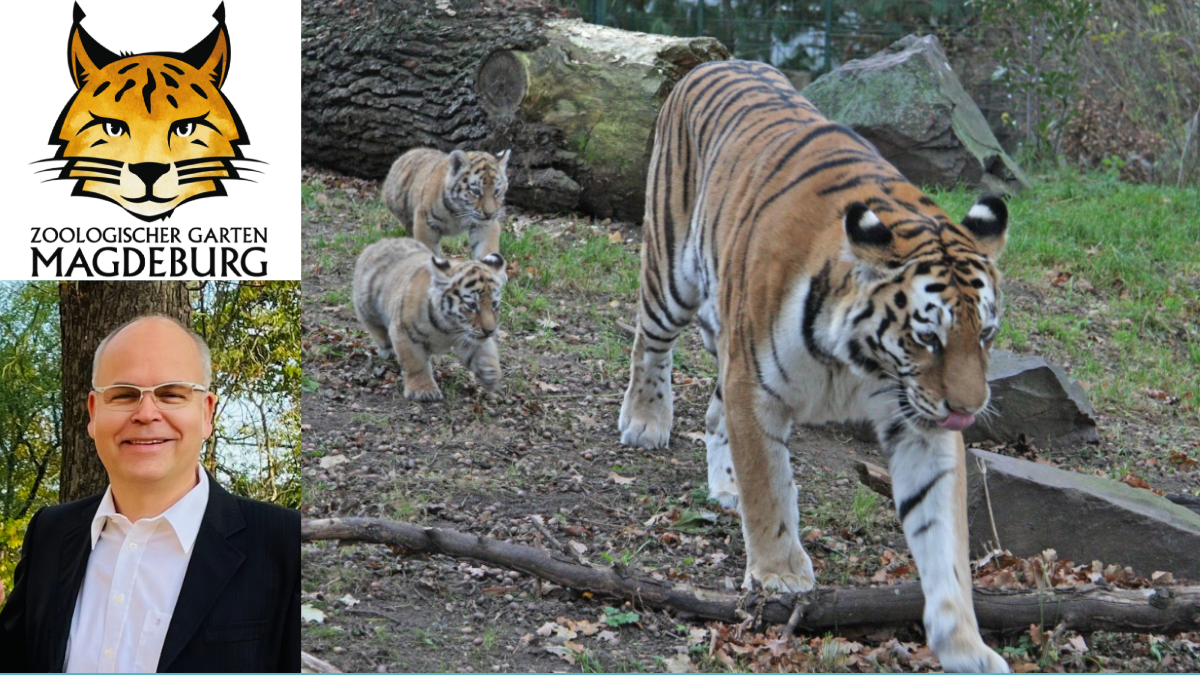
[303,516,1200,635]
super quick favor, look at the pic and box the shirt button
[129,543,138,550]
[114,593,125,604]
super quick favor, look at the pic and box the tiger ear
[496,149,511,172]
[67,4,119,90]
[480,252,505,271]
[961,195,1008,259]
[843,202,897,273]
[447,150,469,179]
[180,3,231,89]
[430,256,453,277]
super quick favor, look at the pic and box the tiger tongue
[937,411,976,431]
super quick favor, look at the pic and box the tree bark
[302,0,561,181]
[301,0,727,221]
[58,282,191,504]
[303,517,1200,635]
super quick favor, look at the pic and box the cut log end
[477,49,527,117]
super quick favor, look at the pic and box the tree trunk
[301,0,727,221]
[58,282,191,504]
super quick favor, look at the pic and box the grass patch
[928,170,1200,416]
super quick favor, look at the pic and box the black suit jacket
[0,476,299,672]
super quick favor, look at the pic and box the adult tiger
[619,60,1010,673]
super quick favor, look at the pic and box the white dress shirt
[65,467,209,673]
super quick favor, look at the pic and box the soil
[301,169,1200,673]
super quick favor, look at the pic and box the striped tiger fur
[619,60,1010,673]
[353,238,506,400]
[381,148,510,260]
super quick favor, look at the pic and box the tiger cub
[46,3,253,221]
[353,238,506,400]
[620,61,1010,672]
[381,148,510,260]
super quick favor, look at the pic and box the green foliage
[601,605,641,627]
[973,0,1096,157]
[194,282,302,508]
[0,282,60,597]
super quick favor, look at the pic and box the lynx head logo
[40,2,258,221]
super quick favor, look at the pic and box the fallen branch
[302,650,343,673]
[302,517,1200,635]
[853,460,894,500]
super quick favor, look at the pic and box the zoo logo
[37,2,259,221]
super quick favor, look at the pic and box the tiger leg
[412,211,443,257]
[889,431,1008,673]
[456,337,501,392]
[704,377,739,509]
[724,373,815,592]
[356,311,395,360]
[389,328,442,401]
[468,220,502,261]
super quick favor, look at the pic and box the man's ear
[202,392,218,439]
[87,390,98,439]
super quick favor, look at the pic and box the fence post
[592,0,607,26]
[696,0,704,36]
[823,0,833,73]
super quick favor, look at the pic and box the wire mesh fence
[572,0,981,74]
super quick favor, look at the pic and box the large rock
[965,448,1200,580]
[802,34,1030,193]
[965,349,1099,448]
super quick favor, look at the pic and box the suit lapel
[156,477,246,672]
[51,502,98,672]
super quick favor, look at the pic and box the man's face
[87,318,216,490]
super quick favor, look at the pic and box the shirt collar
[89,466,210,554]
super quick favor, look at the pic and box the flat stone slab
[966,448,1200,581]
[964,349,1098,447]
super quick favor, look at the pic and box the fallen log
[302,517,1200,635]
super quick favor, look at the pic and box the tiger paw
[403,380,443,401]
[744,543,817,593]
[618,409,673,449]
[933,640,1010,673]
[618,388,673,449]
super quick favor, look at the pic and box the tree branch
[303,517,1200,635]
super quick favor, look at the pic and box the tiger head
[837,194,1008,434]
[43,3,252,221]
[445,150,510,223]
[431,253,507,340]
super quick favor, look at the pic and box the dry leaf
[318,455,349,469]
[608,231,623,244]
[609,471,635,485]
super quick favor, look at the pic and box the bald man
[0,316,299,672]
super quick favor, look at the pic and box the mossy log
[301,0,727,220]
[477,20,728,218]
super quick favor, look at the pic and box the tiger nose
[129,162,170,189]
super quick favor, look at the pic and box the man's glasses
[92,382,209,411]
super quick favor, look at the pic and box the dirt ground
[301,170,1200,673]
